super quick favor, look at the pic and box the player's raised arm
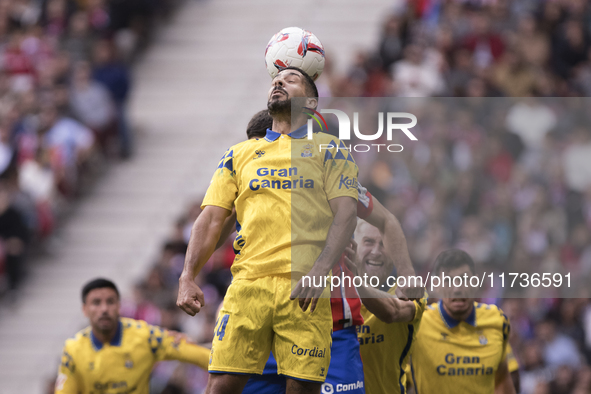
[364,197,421,298]
[290,195,357,313]
[177,205,231,316]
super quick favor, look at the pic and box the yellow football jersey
[202,127,358,280]
[409,301,510,394]
[357,289,427,394]
[55,317,209,394]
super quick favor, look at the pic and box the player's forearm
[357,286,416,323]
[312,198,357,275]
[180,207,230,281]
[214,209,236,250]
[495,361,516,394]
[495,375,517,394]
[372,200,415,278]
[168,341,211,371]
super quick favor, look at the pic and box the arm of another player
[177,205,231,316]
[55,346,80,394]
[494,360,517,394]
[290,195,357,313]
[364,198,421,299]
[158,330,211,371]
[358,286,417,323]
[506,343,521,393]
[343,240,417,323]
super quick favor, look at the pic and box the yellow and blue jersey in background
[202,126,359,280]
[358,289,427,394]
[409,301,510,394]
[55,317,209,394]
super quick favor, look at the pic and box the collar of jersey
[91,320,123,350]
[438,300,476,328]
[264,125,307,142]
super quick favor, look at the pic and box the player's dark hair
[247,109,273,139]
[433,249,476,276]
[82,278,120,303]
[278,66,319,99]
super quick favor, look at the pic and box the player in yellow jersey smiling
[343,220,426,394]
[177,67,358,394]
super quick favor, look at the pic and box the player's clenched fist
[177,276,205,316]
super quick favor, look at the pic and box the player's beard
[268,96,291,121]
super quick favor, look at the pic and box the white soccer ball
[264,27,325,81]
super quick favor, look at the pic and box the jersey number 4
[215,314,230,341]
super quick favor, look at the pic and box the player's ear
[82,303,89,318]
[306,97,318,110]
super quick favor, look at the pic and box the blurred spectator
[378,14,408,72]
[521,340,553,394]
[563,127,591,194]
[537,319,582,371]
[392,43,445,97]
[91,40,132,157]
[505,99,556,152]
[38,103,94,194]
[61,11,94,63]
[0,180,29,294]
[461,9,505,70]
[69,60,116,152]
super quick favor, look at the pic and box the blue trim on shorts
[209,370,251,375]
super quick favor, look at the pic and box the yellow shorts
[208,274,332,382]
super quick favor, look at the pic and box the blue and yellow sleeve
[506,343,519,373]
[500,308,511,361]
[202,148,238,211]
[55,345,79,394]
[412,294,428,323]
[147,324,210,370]
[322,138,358,201]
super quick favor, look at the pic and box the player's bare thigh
[205,373,249,394]
[286,378,321,394]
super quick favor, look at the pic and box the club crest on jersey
[301,144,313,157]
[479,335,488,345]
[253,150,265,160]
[124,354,133,369]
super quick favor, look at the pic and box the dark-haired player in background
[409,250,516,394]
[55,278,208,394]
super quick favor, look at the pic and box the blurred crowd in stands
[112,1,591,393]
[0,0,178,299]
